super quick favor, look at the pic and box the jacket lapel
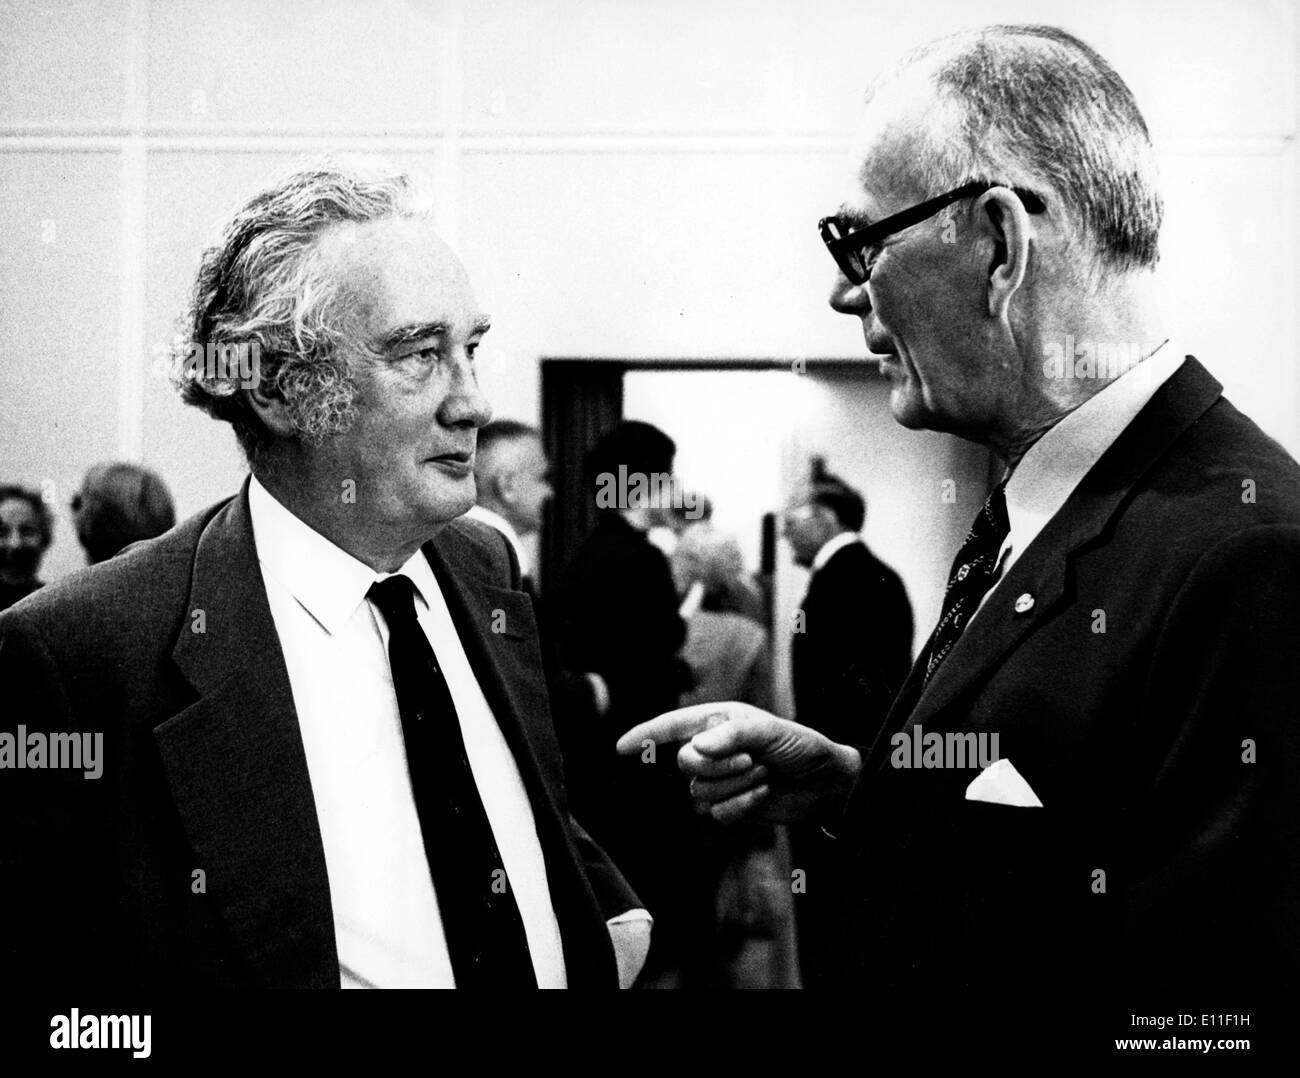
[157,481,337,987]
[423,535,615,987]
[877,357,1225,750]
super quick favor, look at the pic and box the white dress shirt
[248,477,567,988]
[974,341,1187,618]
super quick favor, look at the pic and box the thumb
[615,703,737,756]
[689,705,783,758]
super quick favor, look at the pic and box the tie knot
[368,574,418,624]
[971,480,1010,542]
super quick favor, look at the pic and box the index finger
[615,704,733,756]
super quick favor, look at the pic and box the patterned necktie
[367,575,537,988]
[921,481,1011,685]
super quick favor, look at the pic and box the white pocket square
[965,758,1043,807]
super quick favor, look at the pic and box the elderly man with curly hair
[0,158,649,990]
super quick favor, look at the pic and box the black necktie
[367,574,537,988]
[920,481,1011,685]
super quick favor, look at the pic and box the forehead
[841,78,937,217]
[316,216,482,337]
[0,497,39,523]
[508,434,548,471]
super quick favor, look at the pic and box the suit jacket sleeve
[0,607,122,988]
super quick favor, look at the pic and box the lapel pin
[1014,592,1035,614]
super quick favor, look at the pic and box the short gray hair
[172,156,431,462]
[874,25,1162,286]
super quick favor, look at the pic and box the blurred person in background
[672,520,797,988]
[673,522,771,703]
[780,461,913,986]
[71,462,177,564]
[0,485,53,611]
[648,491,711,559]
[674,515,765,627]
[466,419,551,593]
[557,419,698,985]
[469,421,612,783]
[783,461,914,745]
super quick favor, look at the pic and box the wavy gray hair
[171,156,431,462]
[872,25,1162,290]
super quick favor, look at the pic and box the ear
[245,379,297,440]
[973,187,1032,321]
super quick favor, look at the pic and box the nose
[828,270,871,315]
[440,349,493,430]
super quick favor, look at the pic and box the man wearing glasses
[622,24,1300,1007]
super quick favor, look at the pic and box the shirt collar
[812,530,861,573]
[249,475,439,634]
[465,504,528,575]
[1002,339,1187,562]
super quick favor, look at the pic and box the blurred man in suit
[466,419,552,592]
[0,157,648,989]
[782,464,912,985]
[469,420,613,795]
[557,420,701,984]
[622,24,1300,1009]
[783,464,913,745]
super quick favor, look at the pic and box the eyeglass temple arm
[823,181,1045,251]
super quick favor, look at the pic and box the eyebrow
[377,317,492,352]
[837,204,874,228]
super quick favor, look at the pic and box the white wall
[2,0,1297,584]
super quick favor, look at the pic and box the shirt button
[1014,592,1035,614]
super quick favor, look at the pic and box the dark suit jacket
[792,539,914,744]
[789,540,911,985]
[833,357,1300,1003]
[554,514,700,966]
[0,483,637,988]
[556,513,691,730]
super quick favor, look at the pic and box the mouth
[870,344,900,374]
[427,449,474,475]
[864,325,895,357]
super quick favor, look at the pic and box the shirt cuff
[605,908,653,927]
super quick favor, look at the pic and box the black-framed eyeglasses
[819,180,1046,285]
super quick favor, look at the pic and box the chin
[887,384,929,430]
[419,484,477,524]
